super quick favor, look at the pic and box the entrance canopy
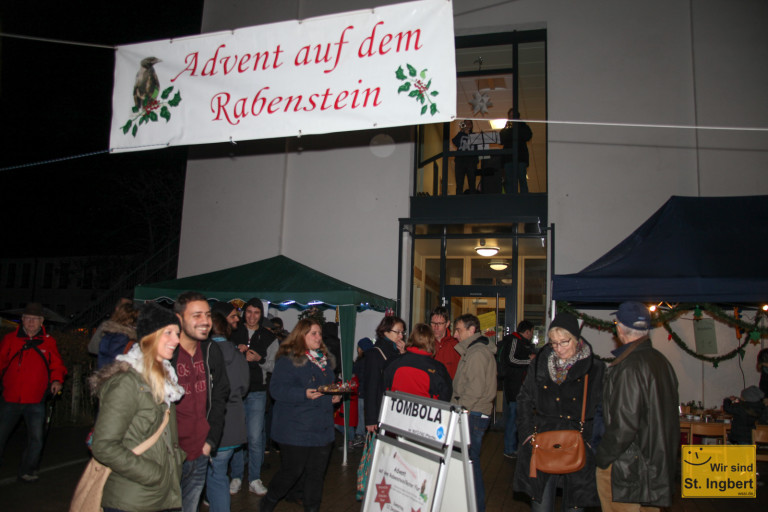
[553,196,768,303]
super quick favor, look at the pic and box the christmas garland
[556,301,767,366]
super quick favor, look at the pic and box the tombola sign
[681,445,757,498]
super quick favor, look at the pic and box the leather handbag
[529,375,588,478]
[70,408,170,512]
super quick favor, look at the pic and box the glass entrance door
[444,290,509,344]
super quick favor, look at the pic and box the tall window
[415,30,546,196]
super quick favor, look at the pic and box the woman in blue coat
[261,318,341,512]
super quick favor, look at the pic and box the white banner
[109,0,456,152]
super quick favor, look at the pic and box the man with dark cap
[0,302,67,482]
[229,298,277,496]
[595,301,679,512]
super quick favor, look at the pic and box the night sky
[0,1,204,257]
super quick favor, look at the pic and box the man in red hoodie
[0,302,67,482]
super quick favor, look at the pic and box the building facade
[177,0,768,404]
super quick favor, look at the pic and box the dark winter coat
[513,341,605,508]
[595,337,679,508]
[231,322,277,392]
[497,332,535,401]
[723,397,766,445]
[90,362,185,512]
[362,336,401,426]
[382,347,452,401]
[212,335,250,447]
[269,351,337,447]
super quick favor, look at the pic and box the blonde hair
[139,328,173,403]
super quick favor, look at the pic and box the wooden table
[680,419,730,444]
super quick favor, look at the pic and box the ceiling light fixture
[475,239,499,257]
[489,260,509,271]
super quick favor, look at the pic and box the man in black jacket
[228,298,277,496]
[172,291,230,512]
[497,320,535,458]
[595,302,679,511]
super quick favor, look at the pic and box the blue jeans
[0,401,45,476]
[468,412,490,512]
[231,391,267,482]
[181,454,208,512]
[207,448,235,512]
[504,161,529,194]
[504,400,518,455]
[531,473,584,512]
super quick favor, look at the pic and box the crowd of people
[2,298,768,511]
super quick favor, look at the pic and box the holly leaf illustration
[161,86,174,100]
[149,111,158,122]
[398,83,411,94]
[160,106,171,122]
[430,104,438,115]
[420,69,428,79]
[421,105,428,115]
[168,92,182,107]
[407,64,417,77]
[132,124,138,137]
[121,120,133,134]
[408,90,419,98]
[395,66,407,81]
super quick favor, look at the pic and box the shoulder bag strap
[374,347,387,361]
[132,408,170,455]
[579,374,589,431]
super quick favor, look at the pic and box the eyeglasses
[549,339,572,349]
[430,321,446,326]
[389,329,406,337]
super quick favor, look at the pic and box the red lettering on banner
[171,53,200,82]
[211,83,380,124]
[294,26,352,74]
[358,22,422,58]
[211,92,239,124]
[237,54,251,72]
[334,90,349,110]
[172,45,284,82]
[202,44,227,76]
[267,97,283,114]
[251,87,270,116]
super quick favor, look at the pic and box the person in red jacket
[0,302,67,482]
[430,306,460,379]
[382,323,452,401]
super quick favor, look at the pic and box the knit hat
[357,337,374,352]
[23,302,45,318]
[211,301,235,318]
[136,302,180,341]
[612,301,651,330]
[741,385,765,402]
[548,312,580,340]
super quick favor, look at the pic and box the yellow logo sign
[681,445,756,498]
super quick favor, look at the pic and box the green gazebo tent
[133,254,396,380]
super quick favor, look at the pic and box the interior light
[762,304,768,312]
[649,305,657,312]
[489,260,509,271]
[475,239,499,257]
[489,119,508,130]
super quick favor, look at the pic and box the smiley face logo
[683,447,711,466]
